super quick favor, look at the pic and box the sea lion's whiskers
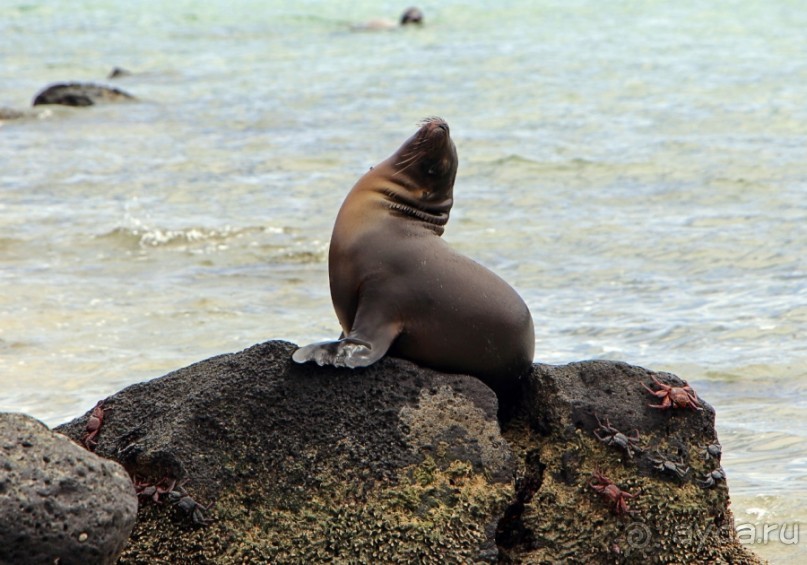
[418,116,443,127]
[394,152,420,168]
[393,149,425,175]
[393,136,433,174]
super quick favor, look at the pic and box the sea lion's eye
[427,161,444,176]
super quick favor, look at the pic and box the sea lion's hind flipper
[291,337,382,368]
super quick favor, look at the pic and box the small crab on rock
[167,486,215,525]
[589,471,641,516]
[646,453,690,480]
[704,442,722,461]
[593,415,642,459]
[83,400,111,450]
[642,375,702,411]
[134,476,177,504]
[132,476,214,525]
[699,467,727,488]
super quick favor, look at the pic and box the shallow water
[1,1,805,562]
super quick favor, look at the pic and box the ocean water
[1,1,804,562]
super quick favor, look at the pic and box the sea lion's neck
[362,163,452,236]
[381,187,451,236]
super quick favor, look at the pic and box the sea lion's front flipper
[292,338,374,367]
[292,340,343,366]
[292,312,401,369]
[336,300,402,367]
[334,336,386,368]
[291,331,398,368]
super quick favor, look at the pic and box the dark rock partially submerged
[108,67,133,79]
[32,82,136,107]
[56,341,514,563]
[54,340,760,563]
[0,413,137,565]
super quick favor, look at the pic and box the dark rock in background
[32,82,136,107]
[107,67,133,79]
[0,413,137,565]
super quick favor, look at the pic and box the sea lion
[293,118,535,392]
[400,7,424,25]
[352,7,424,31]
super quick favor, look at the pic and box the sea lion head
[388,117,458,202]
[400,7,424,25]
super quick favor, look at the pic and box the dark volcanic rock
[498,361,760,563]
[32,82,135,106]
[54,341,760,563]
[0,412,137,565]
[56,340,514,563]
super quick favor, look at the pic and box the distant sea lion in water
[293,118,535,393]
[400,7,424,25]
[353,6,424,31]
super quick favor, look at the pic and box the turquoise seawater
[1,1,805,562]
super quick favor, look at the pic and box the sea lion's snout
[424,117,448,132]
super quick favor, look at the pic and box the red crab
[83,400,110,450]
[589,471,641,515]
[134,476,177,504]
[642,375,702,411]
